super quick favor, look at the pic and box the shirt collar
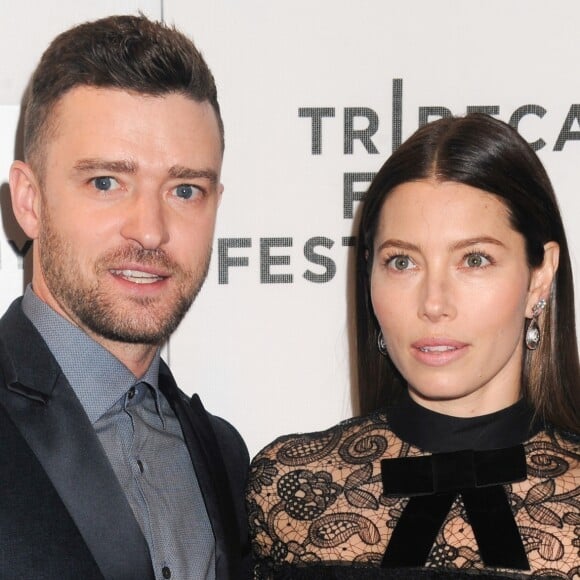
[22,285,162,424]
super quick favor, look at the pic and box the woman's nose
[418,269,456,321]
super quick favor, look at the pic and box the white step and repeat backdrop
[2,1,580,455]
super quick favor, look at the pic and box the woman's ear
[526,241,559,317]
[9,160,42,240]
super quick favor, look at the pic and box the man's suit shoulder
[174,386,249,480]
[208,412,250,476]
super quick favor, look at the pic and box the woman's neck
[407,384,522,418]
[387,390,540,453]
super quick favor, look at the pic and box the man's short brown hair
[24,14,223,173]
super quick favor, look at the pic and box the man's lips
[109,268,168,284]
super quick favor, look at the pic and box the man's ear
[9,160,42,240]
[526,241,560,317]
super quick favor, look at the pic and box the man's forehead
[45,87,222,152]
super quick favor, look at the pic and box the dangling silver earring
[377,331,388,356]
[525,299,547,351]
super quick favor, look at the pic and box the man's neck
[30,281,159,378]
[24,284,159,379]
[85,332,157,379]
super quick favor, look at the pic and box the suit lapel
[0,300,155,580]
[159,364,240,580]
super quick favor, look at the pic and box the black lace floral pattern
[247,412,580,579]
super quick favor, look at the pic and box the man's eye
[174,184,201,200]
[92,176,119,191]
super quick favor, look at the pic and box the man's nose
[120,193,169,250]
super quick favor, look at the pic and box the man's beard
[38,212,210,345]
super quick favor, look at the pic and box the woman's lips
[410,338,469,366]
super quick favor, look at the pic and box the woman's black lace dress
[247,395,580,579]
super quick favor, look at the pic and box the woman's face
[370,179,553,416]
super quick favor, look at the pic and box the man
[2,14,249,580]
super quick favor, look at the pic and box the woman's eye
[465,253,491,268]
[92,176,119,191]
[387,255,415,271]
[174,184,201,200]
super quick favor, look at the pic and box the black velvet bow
[381,445,529,570]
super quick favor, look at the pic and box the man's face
[32,86,223,345]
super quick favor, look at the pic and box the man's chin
[81,312,183,346]
[49,274,202,346]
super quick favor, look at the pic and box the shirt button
[137,460,144,473]
[128,386,136,400]
[162,566,171,579]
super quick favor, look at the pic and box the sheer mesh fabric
[247,412,580,579]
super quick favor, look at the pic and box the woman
[247,114,580,579]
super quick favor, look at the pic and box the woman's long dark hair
[356,114,580,433]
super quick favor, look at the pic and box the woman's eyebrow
[376,237,506,253]
[449,237,506,251]
[376,239,421,253]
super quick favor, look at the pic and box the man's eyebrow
[168,165,219,184]
[73,159,137,173]
[73,160,219,184]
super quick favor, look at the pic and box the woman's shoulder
[526,423,580,456]
[522,424,580,489]
[552,425,580,446]
[247,408,407,528]
[250,409,393,468]
[247,410,401,570]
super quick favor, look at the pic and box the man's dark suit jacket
[0,298,250,579]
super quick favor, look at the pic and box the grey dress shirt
[22,286,215,580]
